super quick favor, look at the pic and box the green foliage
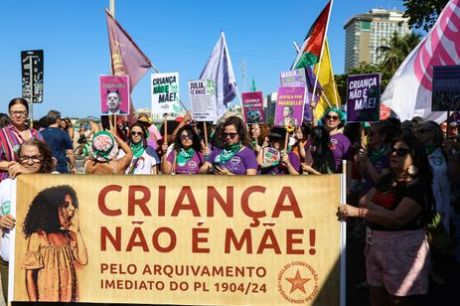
[403,0,449,31]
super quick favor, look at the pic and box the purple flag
[199,32,238,118]
[105,10,152,91]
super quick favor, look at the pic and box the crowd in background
[1,97,460,305]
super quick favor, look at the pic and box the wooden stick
[203,122,209,148]
[284,130,289,151]
[163,113,168,145]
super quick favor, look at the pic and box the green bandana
[369,145,390,164]
[176,148,195,167]
[130,141,145,159]
[215,143,242,164]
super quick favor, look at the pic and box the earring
[408,165,418,176]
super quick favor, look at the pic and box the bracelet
[358,208,364,218]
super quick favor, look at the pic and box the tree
[403,0,449,31]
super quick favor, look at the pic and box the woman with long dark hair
[162,125,206,175]
[23,185,87,302]
[118,122,159,174]
[202,116,257,175]
[338,133,432,306]
[302,126,335,175]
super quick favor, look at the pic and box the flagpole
[312,0,334,109]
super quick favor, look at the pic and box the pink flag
[382,0,460,122]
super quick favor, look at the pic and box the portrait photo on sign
[21,185,88,302]
[99,75,130,115]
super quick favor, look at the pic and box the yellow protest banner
[11,174,342,305]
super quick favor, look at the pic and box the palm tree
[377,32,421,74]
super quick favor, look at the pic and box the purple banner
[242,91,265,124]
[347,73,380,122]
[274,87,306,128]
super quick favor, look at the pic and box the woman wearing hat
[258,126,301,175]
[137,113,162,150]
[83,124,132,175]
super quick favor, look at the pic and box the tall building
[344,8,411,72]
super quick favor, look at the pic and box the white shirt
[118,146,160,175]
[0,179,16,262]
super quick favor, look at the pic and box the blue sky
[0,0,404,119]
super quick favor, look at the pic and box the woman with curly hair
[118,122,160,174]
[162,125,206,175]
[201,116,257,175]
[23,185,87,302]
[0,139,55,303]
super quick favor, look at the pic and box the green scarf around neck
[131,141,145,159]
[215,143,242,164]
[176,148,196,166]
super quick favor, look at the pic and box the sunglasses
[390,147,411,157]
[180,134,192,140]
[223,132,238,139]
[130,131,143,136]
[326,115,339,121]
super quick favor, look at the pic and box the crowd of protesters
[1,96,460,305]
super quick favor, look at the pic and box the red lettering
[192,228,210,253]
[126,227,148,252]
[98,185,122,216]
[101,226,121,251]
[152,227,176,252]
[128,185,151,216]
[241,186,266,219]
[207,186,234,217]
[257,229,281,254]
[225,229,252,253]
[272,187,302,218]
[158,186,166,216]
[287,229,305,254]
[171,186,200,216]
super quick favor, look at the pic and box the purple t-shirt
[208,146,258,175]
[166,150,204,174]
[260,151,301,175]
[330,133,351,171]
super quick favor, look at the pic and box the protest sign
[11,174,343,306]
[274,87,306,128]
[151,73,181,121]
[280,69,307,87]
[189,80,217,122]
[432,65,460,111]
[346,73,380,122]
[242,91,265,124]
[21,50,44,103]
[99,75,130,115]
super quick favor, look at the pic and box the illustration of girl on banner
[22,185,87,302]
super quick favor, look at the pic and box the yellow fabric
[313,39,341,120]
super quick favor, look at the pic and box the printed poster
[346,73,380,122]
[189,80,217,122]
[151,72,182,121]
[21,50,44,103]
[242,91,265,124]
[274,87,306,128]
[432,65,460,111]
[99,75,130,115]
[11,174,343,305]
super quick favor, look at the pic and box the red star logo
[285,269,310,294]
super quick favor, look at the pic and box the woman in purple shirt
[202,116,257,175]
[321,107,351,172]
[162,125,206,175]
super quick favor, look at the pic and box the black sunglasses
[131,131,143,136]
[390,147,411,157]
[326,115,339,121]
[222,132,238,139]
